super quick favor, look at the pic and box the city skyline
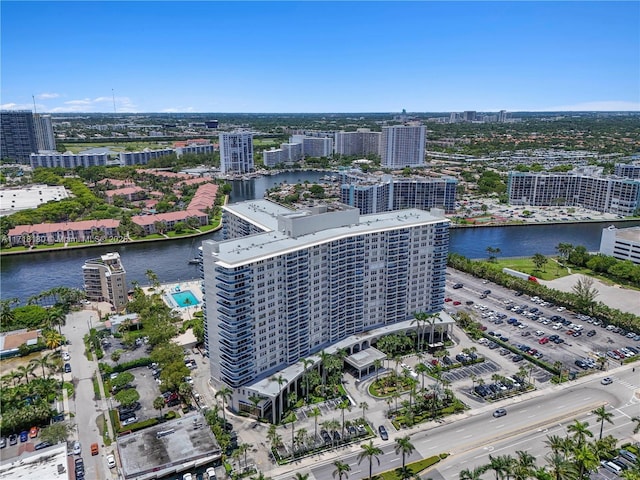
[1,1,639,113]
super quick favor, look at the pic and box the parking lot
[442,360,500,382]
[444,269,640,374]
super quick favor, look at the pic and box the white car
[557,306,566,312]
[72,441,82,455]
[62,352,70,361]
[205,467,217,480]
[106,454,116,468]
[121,416,137,426]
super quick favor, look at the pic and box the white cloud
[161,106,195,113]
[540,100,640,112]
[0,102,33,110]
[46,96,138,113]
[36,92,61,99]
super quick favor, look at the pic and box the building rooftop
[0,184,69,216]
[117,413,221,480]
[223,200,293,232]
[0,443,70,480]
[614,226,640,243]
[207,205,448,268]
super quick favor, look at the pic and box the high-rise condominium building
[219,132,254,174]
[0,110,38,163]
[34,114,56,151]
[340,171,457,214]
[507,167,640,216]
[82,252,128,312]
[380,124,426,168]
[202,200,449,421]
[334,129,382,156]
[614,163,640,180]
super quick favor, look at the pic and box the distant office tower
[82,252,128,311]
[219,132,254,174]
[380,124,426,168]
[0,110,38,163]
[34,114,56,151]
[340,172,457,214]
[205,120,219,129]
[507,167,640,216]
[202,201,449,421]
[614,163,640,180]
[599,225,640,264]
[449,112,458,124]
[463,111,477,122]
[498,110,508,123]
[334,129,382,156]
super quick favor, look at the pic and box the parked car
[64,363,71,373]
[35,441,52,450]
[29,426,39,438]
[107,454,117,469]
[493,408,507,418]
[9,434,18,445]
[378,425,389,440]
[452,283,463,289]
[72,441,82,455]
[121,416,138,426]
[90,443,99,455]
[0,437,5,449]
[19,431,28,442]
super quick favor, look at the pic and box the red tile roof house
[8,219,120,247]
[97,178,135,188]
[104,186,147,204]
[188,183,219,211]
[131,210,209,235]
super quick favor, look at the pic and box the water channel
[2,170,638,303]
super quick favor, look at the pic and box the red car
[453,301,461,306]
[539,337,549,345]
[29,426,38,438]
[444,298,452,302]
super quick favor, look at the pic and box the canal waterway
[2,171,638,303]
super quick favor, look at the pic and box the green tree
[459,466,486,480]
[215,386,233,426]
[567,419,593,446]
[358,440,383,480]
[39,421,74,444]
[572,275,599,314]
[592,405,614,440]
[394,435,415,471]
[332,460,351,480]
[114,388,140,407]
[532,253,548,272]
[153,396,165,417]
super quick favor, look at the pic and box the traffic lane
[311,443,423,480]
[435,395,639,479]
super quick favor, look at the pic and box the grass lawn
[495,257,571,281]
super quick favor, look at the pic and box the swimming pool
[170,290,200,308]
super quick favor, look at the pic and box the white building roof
[209,205,448,268]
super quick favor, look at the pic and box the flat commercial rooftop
[0,443,70,480]
[117,413,221,480]
[0,184,69,216]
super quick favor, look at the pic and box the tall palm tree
[29,353,55,379]
[214,386,233,427]
[338,399,351,439]
[300,358,315,403]
[394,435,415,471]
[248,394,264,419]
[459,466,486,480]
[44,330,64,351]
[567,419,593,446]
[592,405,614,440]
[332,460,351,480]
[270,374,288,423]
[485,454,515,480]
[373,358,383,382]
[358,440,383,480]
[513,450,536,480]
[544,452,576,480]
[309,406,321,441]
[46,307,66,335]
[359,401,369,424]
[16,364,36,385]
[572,442,599,479]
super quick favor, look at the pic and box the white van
[601,461,623,475]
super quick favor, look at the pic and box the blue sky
[2,1,639,113]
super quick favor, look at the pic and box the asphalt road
[275,367,639,480]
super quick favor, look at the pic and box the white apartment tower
[82,252,128,312]
[34,114,56,151]
[380,124,426,168]
[219,132,254,174]
[202,200,449,421]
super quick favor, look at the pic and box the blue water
[170,290,199,308]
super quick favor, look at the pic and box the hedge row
[99,357,153,377]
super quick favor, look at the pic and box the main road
[273,367,639,480]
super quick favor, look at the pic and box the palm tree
[513,450,536,480]
[44,330,64,351]
[248,394,264,419]
[459,466,486,480]
[373,358,383,382]
[215,386,233,427]
[572,442,599,479]
[283,412,296,453]
[544,452,576,480]
[29,353,55,379]
[46,307,66,335]
[567,419,593,446]
[153,396,165,417]
[359,401,369,424]
[16,364,36,385]
[485,454,514,480]
[358,440,383,480]
[300,358,315,403]
[332,460,351,480]
[309,406,321,441]
[394,435,415,471]
[592,405,614,440]
[238,442,251,468]
[270,374,288,423]
[293,474,309,480]
[337,399,351,439]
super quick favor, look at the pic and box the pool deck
[142,280,203,321]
